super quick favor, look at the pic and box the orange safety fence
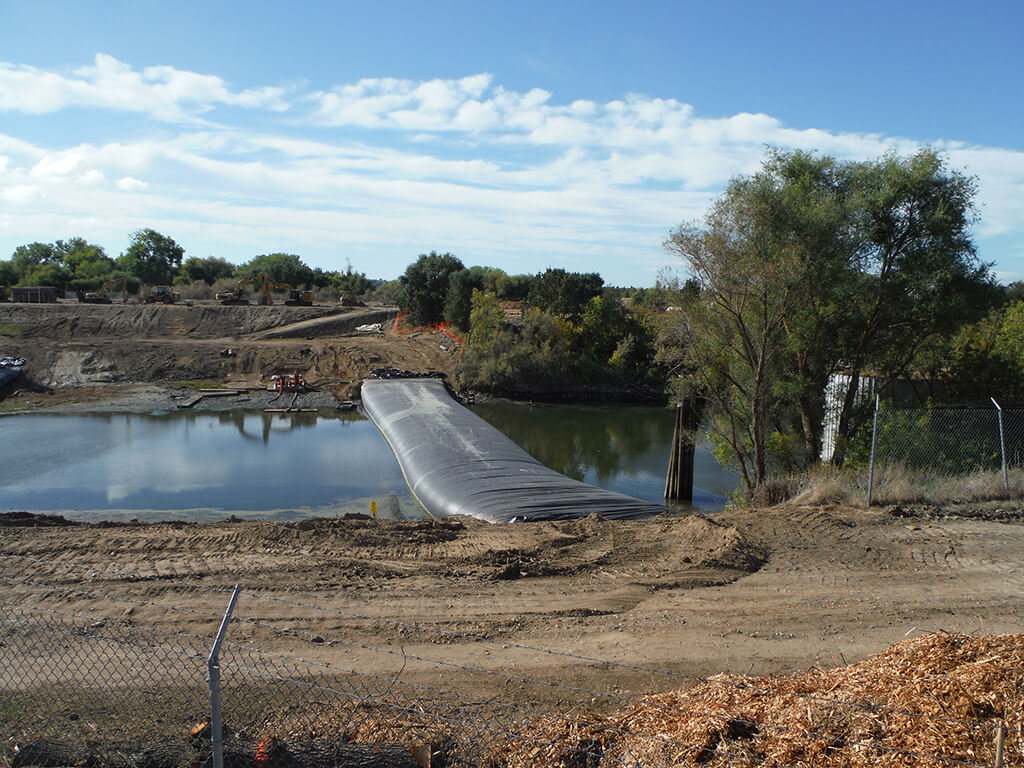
[392,312,466,357]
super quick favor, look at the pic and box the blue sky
[2,0,1022,286]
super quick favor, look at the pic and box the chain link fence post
[866,395,879,507]
[208,584,241,768]
[991,397,1009,492]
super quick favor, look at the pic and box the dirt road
[3,502,1023,710]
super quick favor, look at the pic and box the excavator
[273,283,316,306]
[216,273,272,305]
[78,277,128,304]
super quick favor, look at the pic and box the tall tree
[663,147,987,493]
[117,229,185,285]
[397,251,465,325]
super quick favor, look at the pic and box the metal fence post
[866,395,879,506]
[208,584,241,768]
[991,397,1008,492]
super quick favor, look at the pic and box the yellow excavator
[79,277,128,304]
[216,273,272,305]
[273,283,316,306]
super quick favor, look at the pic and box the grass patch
[751,463,1024,508]
[0,322,22,337]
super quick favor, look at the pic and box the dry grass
[755,464,1024,508]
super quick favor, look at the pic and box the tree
[397,251,465,325]
[117,229,185,285]
[236,253,314,287]
[330,261,373,296]
[527,268,603,318]
[663,147,987,495]
[177,256,235,285]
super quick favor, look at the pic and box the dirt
[0,301,458,410]
[3,502,1024,712]
[3,301,1024,714]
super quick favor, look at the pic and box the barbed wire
[0,551,1003,732]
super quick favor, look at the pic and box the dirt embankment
[0,302,457,408]
[4,502,1024,708]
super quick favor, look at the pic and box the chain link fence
[1,566,1017,767]
[866,401,1024,506]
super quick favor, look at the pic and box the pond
[0,404,736,522]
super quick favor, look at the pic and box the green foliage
[236,253,313,287]
[397,251,465,325]
[117,229,185,286]
[0,260,18,286]
[459,288,658,395]
[943,300,1024,401]
[662,147,987,496]
[330,261,373,296]
[177,256,235,286]
[527,268,603,318]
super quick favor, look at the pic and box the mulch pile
[505,632,1022,767]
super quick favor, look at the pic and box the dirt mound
[513,631,1020,767]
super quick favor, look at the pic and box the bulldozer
[78,277,127,304]
[274,283,316,306]
[142,285,180,304]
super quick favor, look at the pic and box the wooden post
[665,399,701,503]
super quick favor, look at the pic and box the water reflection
[471,401,736,507]
[215,409,321,443]
[0,409,419,521]
[0,403,736,521]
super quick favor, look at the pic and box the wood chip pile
[503,632,1022,767]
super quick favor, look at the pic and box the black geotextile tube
[361,378,668,523]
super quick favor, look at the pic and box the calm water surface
[0,404,736,522]
[471,402,735,508]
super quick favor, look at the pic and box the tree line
[394,252,661,396]
[0,229,375,298]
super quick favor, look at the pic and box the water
[0,404,736,522]
[471,401,735,508]
[0,409,419,522]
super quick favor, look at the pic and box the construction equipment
[216,273,267,305]
[78,277,127,304]
[143,285,180,304]
[273,283,315,306]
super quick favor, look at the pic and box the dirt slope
[0,302,456,406]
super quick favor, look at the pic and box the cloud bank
[0,56,1021,284]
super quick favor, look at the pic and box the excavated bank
[361,377,669,523]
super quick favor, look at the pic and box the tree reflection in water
[471,402,674,483]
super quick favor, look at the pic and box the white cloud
[0,61,1022,284]
[3,184,42,202]
[0,54,290,122]
[116,176,148,191]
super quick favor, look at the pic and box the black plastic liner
[361,378,668,523]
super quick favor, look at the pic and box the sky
[1,0,1022,286]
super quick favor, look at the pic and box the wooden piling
[665,398,702,503]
